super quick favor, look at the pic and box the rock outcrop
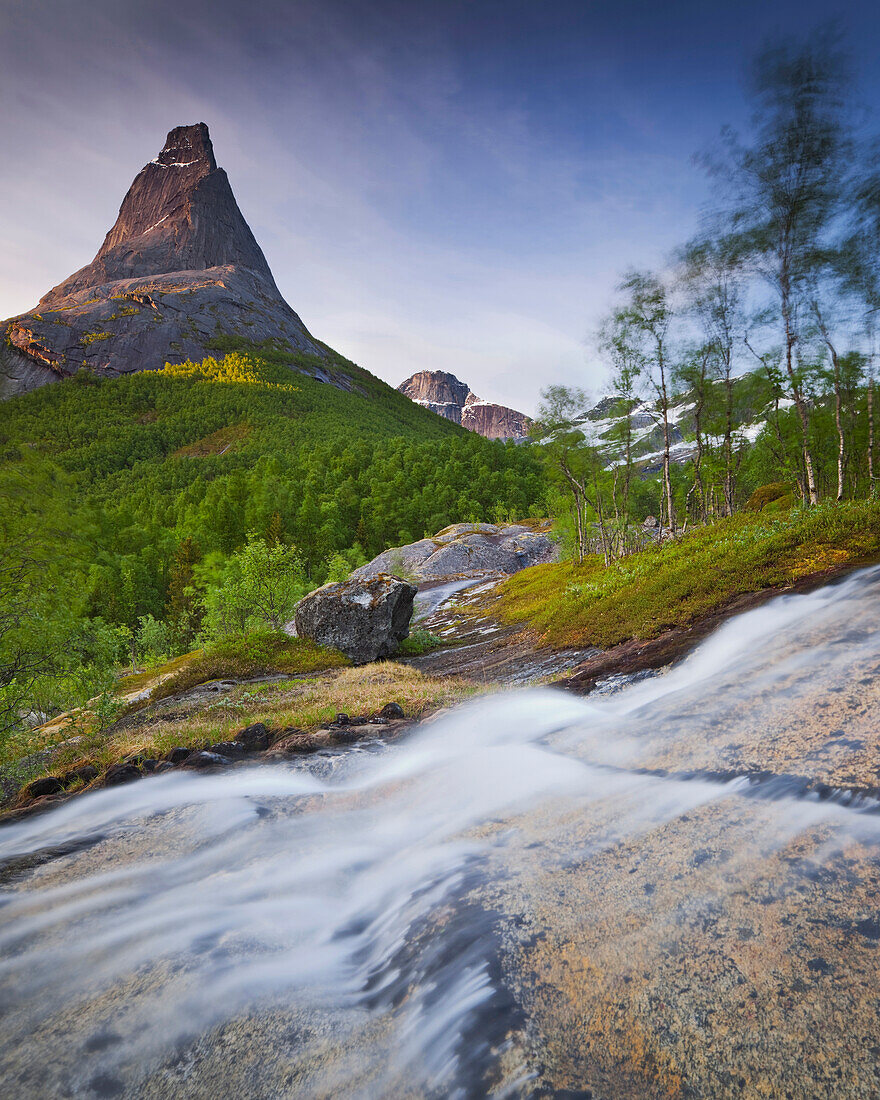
[294,575,417,664]
[397,370,470,423]
[1,123,330,399]
[460,392,531,440]
[397,370,531,441]
[353,521,557,583]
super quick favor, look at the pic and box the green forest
[0,344,545,741]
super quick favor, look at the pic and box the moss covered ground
[495,501,880,650]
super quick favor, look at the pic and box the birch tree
[703,35,854,504]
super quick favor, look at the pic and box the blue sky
[2,0,879,412]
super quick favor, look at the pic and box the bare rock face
[1,123,327,399]
[294,575,417,664]
[461,392,532,441]
[397,370,470,424]
[397,370,531,440]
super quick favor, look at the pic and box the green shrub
[148,631,348,701]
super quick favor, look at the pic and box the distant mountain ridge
[398,370,531,441]
[571,372,785,473]
[1,124,335,399]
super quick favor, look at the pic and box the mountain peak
[153,123,216,171]
[1,124,331,397]
[398,369,531,441]
[39,121,274,305]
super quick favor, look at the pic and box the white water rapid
[2,567,880,1098]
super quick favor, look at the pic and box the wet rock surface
[3,569,880,1098]
[294,574,417,663]
[407,575,589,684]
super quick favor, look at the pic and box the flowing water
[2,568,880,1098]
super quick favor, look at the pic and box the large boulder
[352,522,558,583]
[294,575,417,664]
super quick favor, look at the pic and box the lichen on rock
[294,574,418,664]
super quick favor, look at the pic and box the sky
[2,0,880,414]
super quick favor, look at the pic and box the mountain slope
[1,124,329,398]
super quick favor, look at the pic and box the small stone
[153,761,175,774]
[273,734,321,755]
[209,741,245,758]
[102,763,142,787]
[73,764,99,784]
[331,727,367,745]
[184,751,232,769]
[166,747,192,765]
[23,776,64,799]
[379,702,405,719]
[237,723,270,751]
[335,712,350,725]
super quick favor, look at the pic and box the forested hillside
[0,342,545,734]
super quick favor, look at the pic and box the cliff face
[398,370,531,441]
[1,124,328,399]
[461,393,531,441]
[397,370,470,423]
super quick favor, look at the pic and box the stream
[2,567,880,1097]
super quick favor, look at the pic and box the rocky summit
[0,123,331,399]
[398,369,531,440]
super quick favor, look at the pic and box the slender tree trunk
[623,415,632,539]
[692,418,705,524]
[560,457,586,562]
[813,304,845,502]
[724,370,735,515]
[783,302,818,504]
[691,355,708,524]
[869,377,876,498]
[834,360,845,502]
[593,483,611,566]
[658,359,676,535]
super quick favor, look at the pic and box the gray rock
[23,776,64,799]
[102,763,142,787]
[294,575,417,664]
[350,538,439,580]
[433,522,500,543]
[237,723,271,751]
[354,523,558,583]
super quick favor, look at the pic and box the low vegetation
[3,655,477,802]
[124,631,350,701]
[120,662,477,765]
[0,632,348,788]
[495,501,880,649]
